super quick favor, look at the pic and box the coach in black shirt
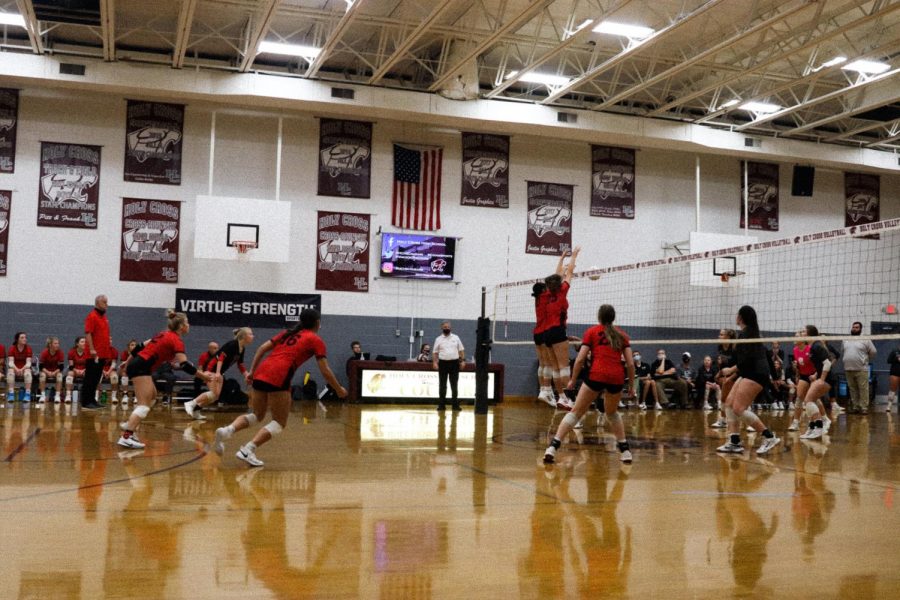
[651,350,688,408]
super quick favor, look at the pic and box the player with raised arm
[214,309,347,467]
[543,247,581,411]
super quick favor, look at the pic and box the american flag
[392,144,443,231]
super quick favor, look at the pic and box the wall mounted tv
[380,232,457,280]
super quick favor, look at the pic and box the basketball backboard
[193,195,291,263]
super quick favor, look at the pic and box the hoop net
[233,241,257,262]
[487,218,900,349]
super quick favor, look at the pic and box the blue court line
[4,427,41,462]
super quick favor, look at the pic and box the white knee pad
[559,367,571,379]
[551,370,561,381]
[23,371,32,384]
[725,405,738,425]
[741,408,759,426]
[66,374,74,386]
[204,390,217,403]
[543,367,554,379]
[264,421,284,436]
[5,370,13,383]
[245,413,259,425]
[131,404,151,419]
[109,373,118,385]
[121,375,129,387]
[55,373,63,384]
[562,412,580,428]
[805,402,819,418]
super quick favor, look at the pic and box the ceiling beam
[539,0,728,105]
[99,0,115,61]
[428,0,556,92]
[825,117,900,142]
[649,1,900,117]
[866,129,900,148]
[173,0,199,68]
[368,0,457,85]
[784,75,900,136]
[238,0,281,73]
[590,0,812,111]
[14,0,43,54]
[305,0,367,78]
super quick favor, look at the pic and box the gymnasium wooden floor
[1,400,898,599]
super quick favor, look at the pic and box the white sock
[243,441,257,452]
[223,425,236,437]
[889,392,896,403]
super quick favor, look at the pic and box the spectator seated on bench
[651,349,688,408]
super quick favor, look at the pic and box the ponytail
[275,309,321,345]
[166,309,189,332]
[233,327,251,341]
[598,304,625,352]
[737,305,760,338]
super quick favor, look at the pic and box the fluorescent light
[257,41,321,59]
[741,101,781,114]
[519,72,570,87]
[842,59,890,74]
[504,70,519,80]
[592,21,655,40]
[576,19,594,31]
[821,56,846,68]
[0,12,26,28]
[720,99,740,109]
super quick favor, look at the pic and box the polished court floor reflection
[1,401,899,599]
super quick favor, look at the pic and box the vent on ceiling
[59,63,86,76]
[744,137,761,148]
[557,111,577,124]
[331,87,355,100]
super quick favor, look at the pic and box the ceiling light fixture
[0,12,26,28]
[257,41,321,59]
[519,72,571,87]
[842,59,890,74]
[592,21,655,40]
[740,101,781,114]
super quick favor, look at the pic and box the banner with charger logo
[124,100,184,185]
[317,118,372,198]
[120,198,180,283]
[37,141,101,229]
[739,161,779,231]
[461,132,509,208]
[0,89,17,174]
[526,181,573,256]
[591,145,635,219]
[0,191,10,276]
[315,210,370,292]
[175,288,321,328]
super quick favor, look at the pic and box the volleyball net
[486,218,900,353]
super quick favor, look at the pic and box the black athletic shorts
[798,374,812,383]
[125,356,154,378]
[252,379,289,393]
[583,379,624,394]
[533,331,545,346]
[543,325,567,347]
[739,371,770,387]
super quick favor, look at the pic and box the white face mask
[633,355,642,362]
[657,354,665,361]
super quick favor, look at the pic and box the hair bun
[166,309,177,318]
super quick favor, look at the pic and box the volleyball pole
[475,286,491,414]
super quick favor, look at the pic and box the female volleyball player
[118,339,137,405]
[38,337,64,403]
[65,336,89,404]
[710,329,737,428]
[532,281,555,407]
[6,332,33,403]
[543,304,635,464]
[184,327,254,420]
[214,309,347,467]
[716,306,781,455]
[542,247,581,411]
[888,343,900,411]
[797,326,835,440]
[118,311,211,449]
[788,329,831,434]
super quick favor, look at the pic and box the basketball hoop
[720,273,730,283]
[233,240,257,261]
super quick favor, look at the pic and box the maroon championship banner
[0,191,10,276]
[124,100,184,185]
[739,161,779,231]
[37,142,101,229]
[0,89,17,174]
[526,181,573,256]
[315,211,370,292]
[461,132,509,208]
[591,145,635,219]
[119,198,180,283]
[317,118,372,198]
[845,173,880,226]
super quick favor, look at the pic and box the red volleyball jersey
[253,329,327,389]
[40,349,65,371]
[533,293,549,334]
[8,344,33,369]
[793,345,816,377]
[69,348,89,370]
[542,281,570,329]
[137,330,186,371]
[581,324,631,385]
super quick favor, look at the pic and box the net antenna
[232,240,257,261]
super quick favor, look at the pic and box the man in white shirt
[432,321,465,411]
[842,321,877,414]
